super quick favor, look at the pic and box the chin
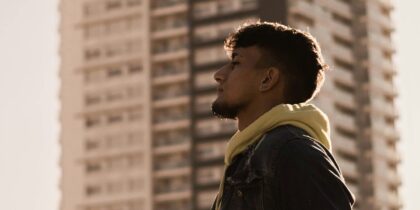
[211,99,239,119]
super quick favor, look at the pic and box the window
[107,113,124,124]
[107,156,126,170]
[240,0,257,9]
[128,40,142,53]
[127,131,143,146]
[128,154,143,167]
[107,180,124,194]
[128,63,142,74]
[85,94,101,106]
[83,2,102,17]
[128,16,142,30]
[195,118,236,137]
[107,19,125,34]
[85,116,101,128]
[196,141,226,161]
[85,24,103,39]
[126,0,141,6]
[106,89,124,102]
[85,48,101,61]
[86,162,102,173]
[106,0,122,11]
[127,85,142,98]
[85,138,101,151]
[194,46,227,65]
[196,166,224,184]
[107,67,123,77]
[127,178,144,191]
[105,43,125,57]
[86,184,102,196]
[85,70,103,83]
[128,108,143,121]
[193,1,217,19]
[198,190,219,209]
[195,94,216,113]
[334,58,354,72]
[332,12,351,26]
[195,71,216,90]
[334,35,353,48]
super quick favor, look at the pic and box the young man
[211,22,355,210]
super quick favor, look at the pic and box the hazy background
[0,0,417,210]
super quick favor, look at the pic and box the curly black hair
[224,21,329,104]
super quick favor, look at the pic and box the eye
[230,61,239,68]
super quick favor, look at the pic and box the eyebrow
[231,52,238,60]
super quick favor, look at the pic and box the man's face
[212,46,263,119]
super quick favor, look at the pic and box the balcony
[334,133,357,156]
[331,21,353,42]
[152,1,187,17]
[154,158,190,171]
[371,119,399,141]
[380,57,397,75]
[155,166,190,178]
[155,130,190,147]
[154,119,190,132]
[333,68,354,87]
[370,97,398,118]
[334,44,354,63]
[336,157,358,179]
[386,191,402,209]
[334,89,355,110]
[154,190,191,203]
[153,72,189,86]
[323,0,352,18]
[152,26,188,40]
[154,110,189,124]
[153,86,189,101]
[153,0,186,9]
[154,95,189,109]
[155,183,190,194]
[368,6,395,32]
[369,33,395,54]
[154,142,190,155]
[153,64,189,78]
[370,75,397,97]
[333,112,356,133]
[378,0,395,10]
[153,49,188,63]
[193,0,257,20]
[289,0,314,20]
[386,147,401,165]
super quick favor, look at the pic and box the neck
[237,100,280,131]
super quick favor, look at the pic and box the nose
[213,64,228,84]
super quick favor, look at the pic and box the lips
[217,87,223,93]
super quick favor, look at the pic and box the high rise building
[59,0,401,210]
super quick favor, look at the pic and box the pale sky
[0,1,417,210]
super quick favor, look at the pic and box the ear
[259,67,281,92]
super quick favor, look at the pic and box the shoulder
[250,125,333,172]
[257,125,340,173]
[257,124,319,152]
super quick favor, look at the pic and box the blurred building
[59,0,401,210]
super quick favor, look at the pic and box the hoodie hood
[225,103,331,165]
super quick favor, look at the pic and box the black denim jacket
[212,125,355,210]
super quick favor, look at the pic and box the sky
[0,1,418,210]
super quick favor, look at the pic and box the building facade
[59,0,401,210]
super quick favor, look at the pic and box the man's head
[212,21,328,119]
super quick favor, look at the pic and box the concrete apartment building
[59,0,401,210]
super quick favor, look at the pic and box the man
[211,21,355,210]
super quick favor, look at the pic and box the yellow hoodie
[215,103,331,210]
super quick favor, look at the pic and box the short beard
[211,100,240,119]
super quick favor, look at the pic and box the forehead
[230,46,262,62]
